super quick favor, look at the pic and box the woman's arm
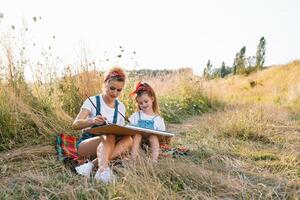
[72,108,93,130]
[72,108,108,130]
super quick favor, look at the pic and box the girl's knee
[134,134,142,140]
[149,135,158,142]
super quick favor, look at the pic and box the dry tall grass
[203,60,300,110]
[1,104,300,199]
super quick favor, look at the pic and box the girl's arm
[156,117,166,131]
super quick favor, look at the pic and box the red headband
[131,81,150,95]
[104,71,125,82]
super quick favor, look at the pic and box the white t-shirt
[81,95,126,126]
[129,111,166,131]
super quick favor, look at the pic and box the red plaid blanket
[56,134,189,161]
[56,133,78,161]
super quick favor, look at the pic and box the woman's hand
[91,115,108,126]
[73,108,108,130]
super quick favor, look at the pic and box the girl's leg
[110,136,133,159]
[97,134,116,172]
[149,135,159,161]
[131,134,142,160]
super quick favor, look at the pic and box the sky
[1,0,300,77]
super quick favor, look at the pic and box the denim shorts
[76,132,94,149]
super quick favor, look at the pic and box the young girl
[129,81,166,162]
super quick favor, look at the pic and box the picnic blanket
[55,133,189,162]
[159,144,190,158]
[55,133,79,162]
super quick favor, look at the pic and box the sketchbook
[86,124,175,137]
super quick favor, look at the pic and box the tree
[203,59,212,79]
[220,62,226,78]
[233,53,238,75]
[255,36,266,70]
[233,46,246,74]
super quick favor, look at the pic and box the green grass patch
[250,152,279,161]
[159,94,213,123]
[222,126,272,144]
[289,113,300,121]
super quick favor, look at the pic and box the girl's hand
[91,115,108,125]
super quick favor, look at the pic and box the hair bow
[131,81,144,95]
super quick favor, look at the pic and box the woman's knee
[77,137,102,157]
[103,134,116,144]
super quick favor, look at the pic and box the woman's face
[103,80,125,101]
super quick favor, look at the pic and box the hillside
[202,60,300,110]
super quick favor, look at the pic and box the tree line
[203,36,266,79]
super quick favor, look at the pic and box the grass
[0,86,73,151]
[1,104,300,199]
[1,40,300,198]
[202,60,300,109]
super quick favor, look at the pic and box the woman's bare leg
[97,134,116,172]
[78,135,132,168]
[149,135,159,161]
[77,136,103,161]
[131,134,142,160]
[110,136,133,159]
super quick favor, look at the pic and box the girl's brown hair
[132,81,160,114]
[104,67,126,83]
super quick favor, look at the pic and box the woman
[72,67,132,183]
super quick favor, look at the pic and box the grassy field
[1,61,300,199]
[1,104,300,199]
[202,60,300,110]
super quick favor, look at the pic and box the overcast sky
[1,0,300,76]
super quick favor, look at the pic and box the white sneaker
[94,167,116,184]
[75,161,94,177]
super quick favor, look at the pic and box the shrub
[159,91,212,123]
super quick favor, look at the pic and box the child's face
[137,93,154,113]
